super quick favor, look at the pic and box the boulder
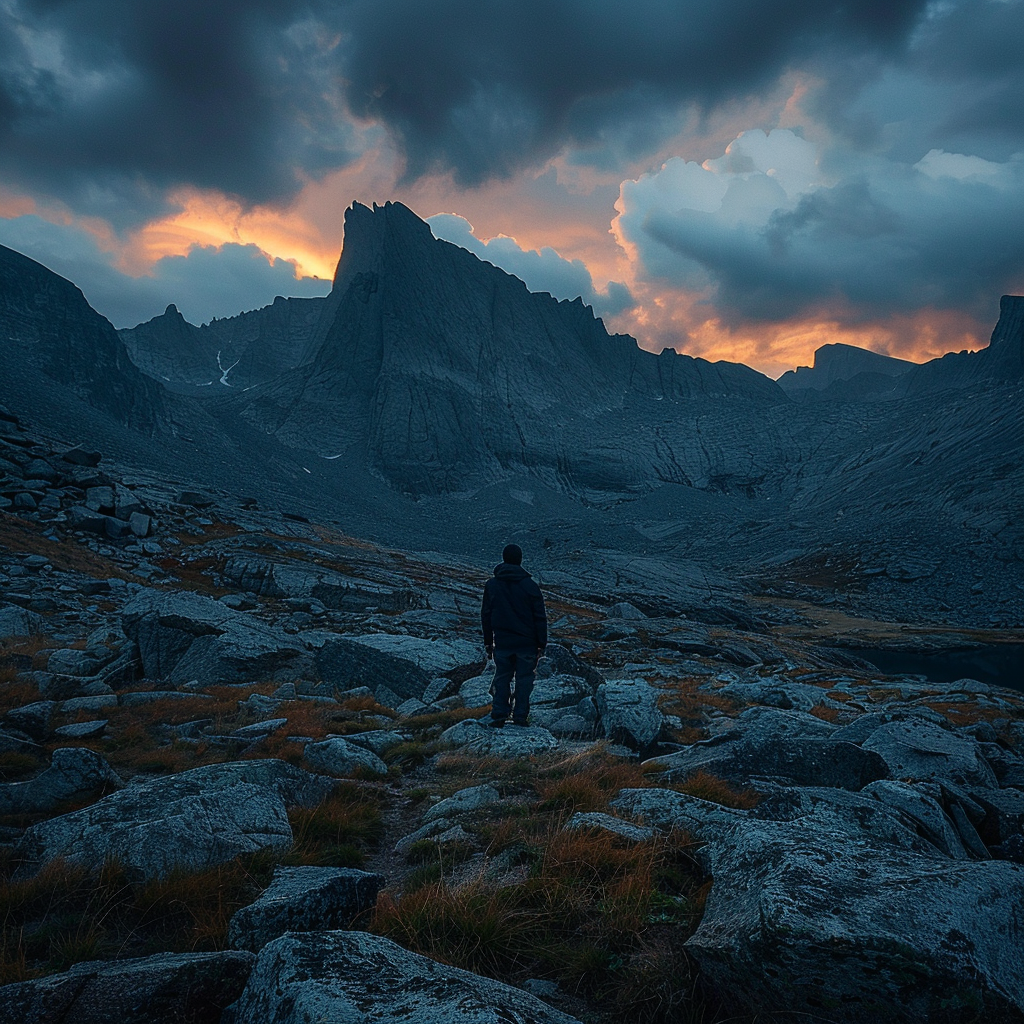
[122,589,313,686]
[0,950,254,1024]
[315,636,432,702]
[688,817,1024,1021]
[863,719,999,789]
[303,736,388,777]
[224,931,581,1023]
[439,720,559,757]
[14,760,333,880]
[342,633,483,681]
[2,700,56,742]
[564,811,655,843]
[228,866,385,952]
[863,780,969,859]
[596,679,664,752]
[612,787,1024,1021]
[0,602,44,637]
[0,747,122,815]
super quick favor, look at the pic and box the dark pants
[490,646,537,724]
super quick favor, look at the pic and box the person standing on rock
[481,544,547,728]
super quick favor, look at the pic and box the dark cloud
[0,0,941,219]
[0,0,358,225]
[340,0,931,184]
[0,214,330,326]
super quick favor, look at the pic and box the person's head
[502,543,523,565]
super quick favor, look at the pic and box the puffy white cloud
[0,215,330,327]
[615,128,1024,326]
[427,212,634,317]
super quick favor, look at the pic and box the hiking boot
[484,717,505,729]
[511,719,529,727]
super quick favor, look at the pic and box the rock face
[0,244,165,431]
[0,746,122,815]
[225,930,582,1023]
[14,760,334,880]
[0,950,254,1024]
[120,296,323,389]
[777,342,914,395]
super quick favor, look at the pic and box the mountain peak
[987,294,1024,376]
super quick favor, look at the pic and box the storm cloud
[0,0,939,218]
[616,129,1024,328]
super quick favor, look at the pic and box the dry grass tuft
[285,784,383,867]
[808,703,842,723]
[669,770,761,809]
[372,819,703,1023]
[534,747,650,814]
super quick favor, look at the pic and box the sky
[1,0,1022,378]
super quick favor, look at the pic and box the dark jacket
[481,563,547,650]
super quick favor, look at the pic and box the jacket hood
[493,562,531,581]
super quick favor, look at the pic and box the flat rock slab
[0,949,255,1024]
[645,734,890,791]
[225,931,581,1023]
[345,633,483,679]
[15,760,333,880]
[439,720,559,757]
[228,866,385,952]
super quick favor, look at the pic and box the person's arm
[533,586,547,656]
[481,581,494,657]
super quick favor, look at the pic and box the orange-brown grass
[285,783,383,868]
[921,700,1024,727]
[534,747,650,814]
[0,675,41,715]
[0,514,131,582]
[669,770,761,810]
[338,694,396,718]
[808,703,842,723]
[0,751,42,781]
[372,821,704,1023]
[133,853,274,950]
[658,677,738,729]
[0,848,277,982]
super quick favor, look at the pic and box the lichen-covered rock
[0,949,255,1024]
[439,719,558,757]
[422,784,500,823]
[122,589,312,685]
[644,732,890,791]
[14,760,333,880]
[303,736,388,777]
[224,931,581,1023]
[0,602,44,638]
[862,719,998,789]
[0,746,122,815]
[228,867,384,952]
[687,818,1024,1021]
[595,679,663,752]
[315,636,432,702]
[564,811,655,843]
[612,787,1024,1021]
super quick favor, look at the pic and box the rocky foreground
[2,409,1024,1023]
